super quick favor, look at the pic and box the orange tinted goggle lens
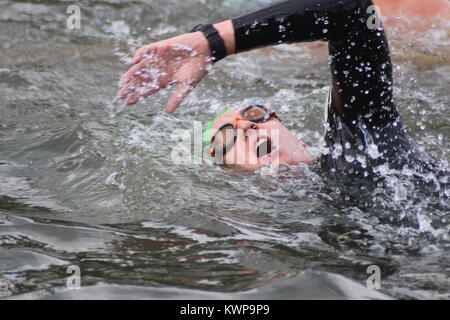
[240,105,270,122]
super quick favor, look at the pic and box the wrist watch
[190,24,227,63]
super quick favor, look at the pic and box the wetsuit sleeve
[232,0,397,129]
[230,0,442,180]
[231,0,419,173]
[233,0,366,51]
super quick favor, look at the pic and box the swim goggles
[209,105,278,158]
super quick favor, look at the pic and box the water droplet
[345,155,355,163]
[332,144,343,159]
[367,143,381,159]
[356,155,367,168]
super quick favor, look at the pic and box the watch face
[240,105,269,122]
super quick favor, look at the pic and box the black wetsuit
[232,0,434,176]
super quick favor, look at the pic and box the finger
[235,120,257,131]
[118,71,160,99]
[123,81,163,105]
[165,83,195,113]
[118,77,141,99]
[121,82,162,102]
[132,44,156,64]
[124,91,142,105]
[120,64,173,99]
[119,59,151,85]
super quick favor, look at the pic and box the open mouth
[256,136,274,158]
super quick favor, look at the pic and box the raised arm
[233,0,397,129]
[118,0,396,133]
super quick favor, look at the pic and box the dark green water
[0,0,448,299]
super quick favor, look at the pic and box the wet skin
[116,0,449,172]
[209,108,313,170]
[117,0,449,110]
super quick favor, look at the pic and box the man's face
[209,108,313,170]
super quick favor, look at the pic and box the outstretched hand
[117,33,212,113]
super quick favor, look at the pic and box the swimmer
[117,0,446,175]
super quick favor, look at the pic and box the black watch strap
[191,24,227,63]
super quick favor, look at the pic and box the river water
[0,0,449,299]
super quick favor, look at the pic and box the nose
[235,120,257,131]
